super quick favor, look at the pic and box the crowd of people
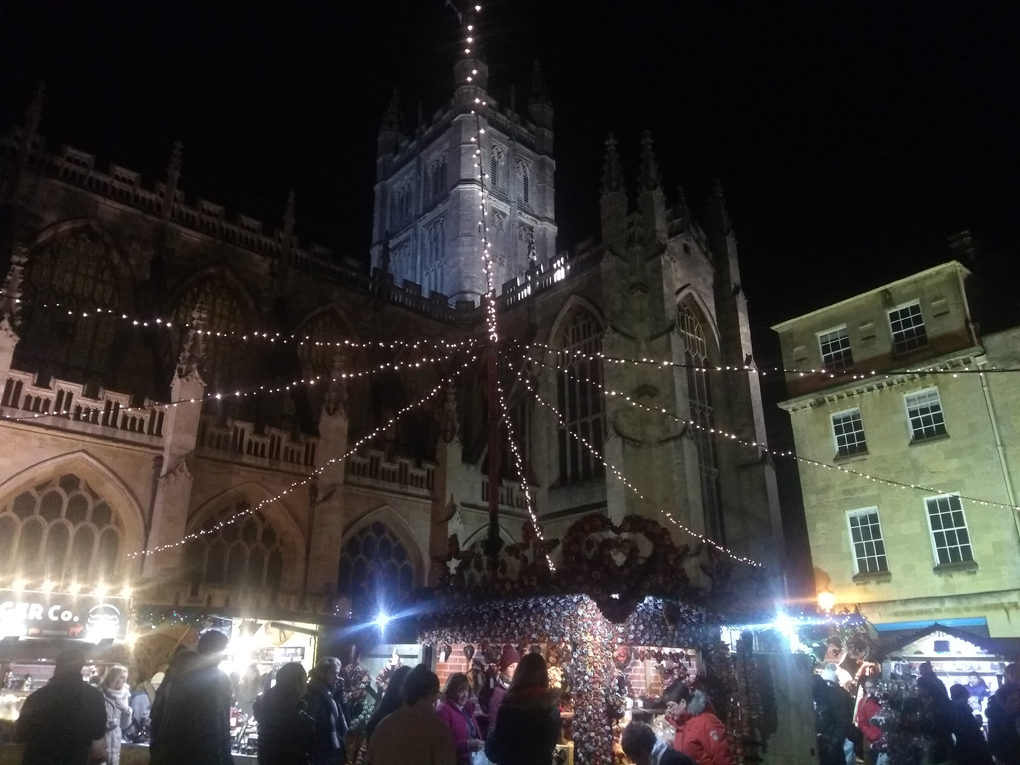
[813,661,1020,765]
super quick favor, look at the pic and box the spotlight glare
[374,613,391,629]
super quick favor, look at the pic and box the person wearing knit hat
[485,645,519,733]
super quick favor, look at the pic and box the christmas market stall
[419,512,812,765]
[1,586,133,729]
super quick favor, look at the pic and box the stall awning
[877,622,1020,662]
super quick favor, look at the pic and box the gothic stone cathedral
[0,49,781,622]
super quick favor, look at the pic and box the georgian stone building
[0,48,781,625]
[774,258,1020,638]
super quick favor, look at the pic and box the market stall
[0,586,133,731]
[420,512,785,765]
[877,623,1020,718]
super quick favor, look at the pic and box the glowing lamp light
[773,612,806,652]
[68,582,82,595]
[817,589,836,613]
[12,579,26,592]
[374,613,391,629]
[94,584,109,599]
[41,581,55,593]
[121,586,133,599]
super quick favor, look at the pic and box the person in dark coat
[986,663,1020,765]
[303,656,349,765]
[16,648,107,765]
[365,664,412,743]
[948,684,992,765]
[253,662,315,765]
[621,721,696,765]
[485,652,560,765]
[149,629,234,765]
[813,672,853,765]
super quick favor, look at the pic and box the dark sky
[2,0,1017,599]
[2,0,1018,338]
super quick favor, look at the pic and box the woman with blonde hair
[100,664,133,765]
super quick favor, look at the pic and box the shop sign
[0,590,130,641]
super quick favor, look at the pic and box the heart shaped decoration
[560,513,689,622]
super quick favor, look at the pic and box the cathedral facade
[0,51,781,625]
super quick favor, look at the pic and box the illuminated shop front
[0,587,133,723]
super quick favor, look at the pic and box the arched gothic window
[171,275,249,390]
[517,161,530,204]
[490,147,505,189]
[297,310,349,382]
[0,474,122,584]
[184,502,285,591]
[17,232,120,386]
[338,521,416,607]
[556,307,605,485]
[678,304,723,540]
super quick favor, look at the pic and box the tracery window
[678,304,723,540]
[517,161,530,204]
[556,307,605,485]
[297,310,349,382]
[337,521,416,604]
[490,147,505,189]
[171,275,249,390]
[0,474,122,584]
[183,502,285,590]
[17,233,120,386]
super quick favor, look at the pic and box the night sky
[2,1,1018,596]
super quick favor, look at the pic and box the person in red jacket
[855,677,883,762]
[665,686,733,765]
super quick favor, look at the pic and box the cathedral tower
[369,30,557,305]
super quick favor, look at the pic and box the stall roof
[877,623,1020,662]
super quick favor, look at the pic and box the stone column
[143,303,207,578]
[305,357,349,598]
[143,368,204,578]
[0,243,28,380]
[430,383,464,585]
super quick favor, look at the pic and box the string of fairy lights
[6,291,1020,376]
[0,292,475,351]
[527,355,1020,513]
[1,349,470,425]
[518,367,764,567]
[496,378,555,570]
[128,352,479,558]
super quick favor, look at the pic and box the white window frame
[887,300,928,354]
[817,325,853,371]
[903,387,948,441]
[846,507,888,575]
[924,493,974,566]
[831,407,867,457]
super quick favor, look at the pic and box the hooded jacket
[672,691,734,765]
[485,688,560,765]
[149,652,233,765]
[253,685,315,765]
[303,676,349,765]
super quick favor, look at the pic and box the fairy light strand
[129,353,479,557]
[520,341,1020,378]
[495,379,554,570]
[1,349,471,425]
[518,367,763,568]
[0,292,474,351]
[528,355,1020,513]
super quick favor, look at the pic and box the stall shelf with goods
[419,512,788,765]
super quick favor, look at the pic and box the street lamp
[817,589,836,613]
